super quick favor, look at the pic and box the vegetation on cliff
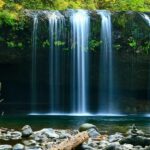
[0,0,150,11]
[0,0,149,27]
[0,0,149,55]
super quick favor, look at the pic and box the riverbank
[1,122,150,150]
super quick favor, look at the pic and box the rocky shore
[1,123,150,150]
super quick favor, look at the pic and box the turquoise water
[1,116,150,134]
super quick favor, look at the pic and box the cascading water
[70,10,90,114]
[47,11,64,113]
[97,10,116,114]
[31,13,38,112]
[140,13,150,26]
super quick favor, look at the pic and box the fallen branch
[51,131,89,150]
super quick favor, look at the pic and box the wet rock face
[21,125,33,137]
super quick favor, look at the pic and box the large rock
[105,142,122,150]
[23,140,37,146]
[11,131,22,140]
[79,123,98,132]
[127,124,144,136]
[0,131,22,140]
[22,125,33,137]
[87,128,100,138]
[23,140,41,150]
[41,128,59,138]
[145,146,150,150]
[32,128,59,141]
[58,130,71,139]
[81,144,95,150]
[13,143,24,150]
[0,145,12,150]
[120,135,150,147]
[109,132,124,142]
[98,141,109,149]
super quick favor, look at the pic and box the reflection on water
[1,116,150,134]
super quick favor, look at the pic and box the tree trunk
[51,131,89,150]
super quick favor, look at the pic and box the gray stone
[24,146,42,150]
[127,124,144,136]
[87,128,100,138]
[123,144,133,149]
[13,144,24,150]
[34,128,59,139]
[81,144,96,150]
[98,140,109,149]
[11,131,22,140]
[43,129,59,138]
[22,125,33,137]
[109,132,124,142]
[23,140,37,146]
[58,130,71,139]
[120,135,150,147]
[0,131,22,140]
[0,145,12,150]
[34,133,48,142]
[105,142,123,150]
[144,146,150,150]
[133,145,143,150]
[79,123,98,132]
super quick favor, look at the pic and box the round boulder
[13,143,24,150]
[0,145,12,150]
[21,125,33,137]
[79,123,98,132]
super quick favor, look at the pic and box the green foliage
[0,10,18,26]
[7,41,24,49]
[115,14,127,28]
[17,42,23,48]
[2,0,150,11]
[7,41,15,48]
[54,41,65,46]
[128,37,137,49]
[42,40,50,48]
[140,41,150,54]
[114,44,121,51]
[89,40,102,51]
[0,0,149,29]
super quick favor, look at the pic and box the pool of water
[1,115,150,134]
[0,116,150,134]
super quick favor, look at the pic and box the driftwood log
[51,131,89,150]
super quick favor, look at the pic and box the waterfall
[97,10,115,114]
[70,10,90,114]
[31,14,38,112]
[47,11,64,113]
[140,13,150,26]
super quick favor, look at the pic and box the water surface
[1,115,150,134]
